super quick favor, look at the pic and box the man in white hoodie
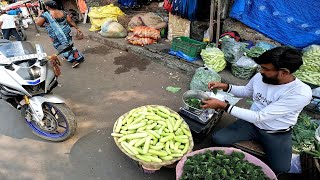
[201,47,312,174]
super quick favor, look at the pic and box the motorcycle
[0,39,76,141]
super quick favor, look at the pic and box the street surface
[0,26,193,180]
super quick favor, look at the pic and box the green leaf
[166,86,181,93]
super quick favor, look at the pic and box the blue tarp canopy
[230,0,320,48]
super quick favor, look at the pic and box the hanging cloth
[77,0,88,14]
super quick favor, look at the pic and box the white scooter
[0,39,76,141]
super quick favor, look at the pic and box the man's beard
[262,74,280,85]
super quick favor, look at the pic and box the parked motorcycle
[0,39,76,141]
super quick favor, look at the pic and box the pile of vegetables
[112,105,192,163]
[231,56,258,80]
[292,113,319,152]
[244,46,267,58]
[185,98,203,110]
[294,45,320,86]
[190,67,221,92]
[180,150,269,180]
[200,47,226,73]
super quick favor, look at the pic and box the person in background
[36,0,84,68]
[7,8,22,16]
[200,47,312,175]
[0,10,22,41]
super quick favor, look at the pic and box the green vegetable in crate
[111,105,193,164]
[180,150,269,180]
[185,98,203,109]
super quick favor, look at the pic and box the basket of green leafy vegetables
[176,147,277,180]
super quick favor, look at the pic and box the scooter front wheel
[24,103,77,142]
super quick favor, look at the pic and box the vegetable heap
[200,47,226,73]
[304,141,320,159]
[112,106,192,163]
[180,150,269,180]
[244,46,267,58]
[185,98,203,110]
[292,113,319,152]
[294,45,320,86]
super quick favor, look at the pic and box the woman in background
[36,0,84,68]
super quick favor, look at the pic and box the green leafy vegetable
[180,150,269,180]
[166,86,181,93]
[185,98,202,109]
[292,113,319,152]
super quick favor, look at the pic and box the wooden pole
[215,0,221,47]
[209,0,215,42]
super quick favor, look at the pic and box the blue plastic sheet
[230,0,320,48]
[168,49,200,62]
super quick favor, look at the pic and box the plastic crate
[171,36,207,58]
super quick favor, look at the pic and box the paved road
[0,27,195,180]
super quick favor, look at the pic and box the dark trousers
[2,28,22,41]
[212,120,292,174]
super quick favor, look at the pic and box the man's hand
[208,82,229,91]
[200,98,228,110]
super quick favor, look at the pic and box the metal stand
[22,0,40,33]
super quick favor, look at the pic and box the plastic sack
[221,38,248,63]
[311,87,320,111]
[200,47,226,72]
[126,35,156,46]
[88,4,125,31]
[190,67,221,91]
[232,56,258,80]
[99,21,127,38]
[131,26,160,40]
[235,56,258,67]
[128,13,167,30]
[289,154,302,173]
[255,41,276,51]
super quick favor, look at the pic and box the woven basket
[231,63,257,80]
[113,105,194,171]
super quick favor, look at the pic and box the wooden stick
[209,0,216,42]
[216,0,221,47]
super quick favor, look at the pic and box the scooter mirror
[57,43,73,55]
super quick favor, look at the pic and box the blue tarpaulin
[230,0,320,48]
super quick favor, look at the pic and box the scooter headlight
[17,65,41,80]
[29,66,41,78]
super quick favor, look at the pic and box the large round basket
[176,147,277,180]
[113,105,194,171]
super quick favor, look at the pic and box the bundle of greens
[185,98,202,110]
[180,150,269,180]
[292,113,319,152]
[244,46,267,58]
